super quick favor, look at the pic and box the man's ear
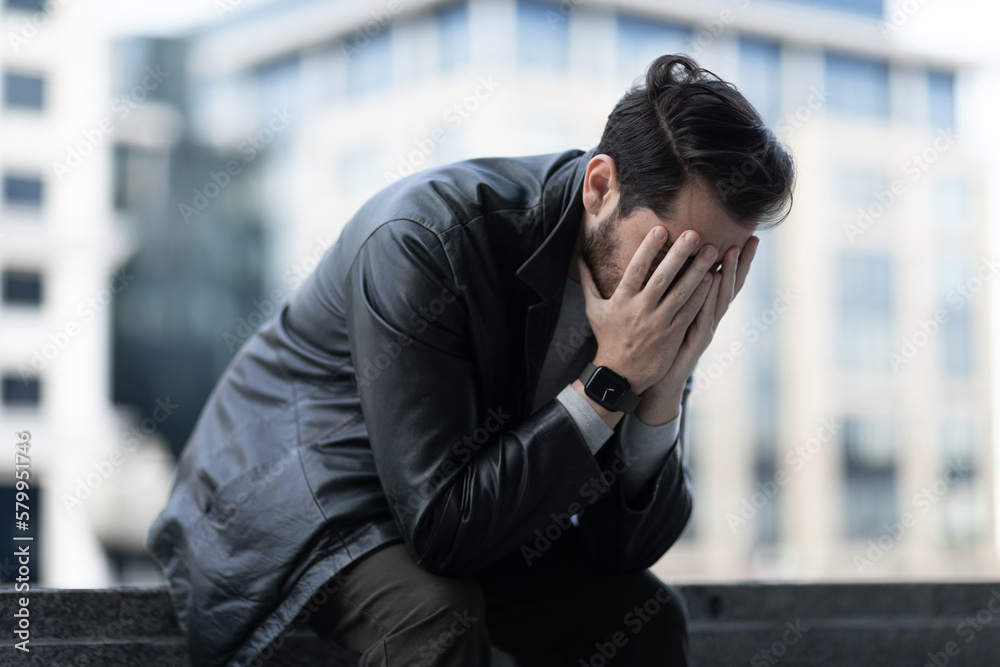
[583,154,619,216]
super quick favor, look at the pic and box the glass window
[2,376,41,407]
[835,253,892,371]
[941,306,973,376]
[345,28,392,95]
[825,52,890,118]
[3,174,43,207]
[339,144,390,197]
[3,72,44,110]
[928,69,955,129]
[517,0,569,70]
[779,0,882,17]
[842,417,896,539]
[834,166,892,213]
[940,419,982,547]
[2,270,42,305]
[438,2,469,71]
[4,0,46,11]
[752,453,780,546]
[738,38,782,128]
[935,259,974,375]
[256,56,300,123]
[932,174,971,228]
[616,14,690,83]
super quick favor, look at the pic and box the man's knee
[409,572,487,627]
[620,577,689,662]
[647,581,688,634]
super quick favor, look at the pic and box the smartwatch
[578,361,642,413]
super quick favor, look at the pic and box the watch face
[584,367,630,411]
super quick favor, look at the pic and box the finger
[653,241,718,313]
[617,226,675,297]
[670,269,713,327]
[714,246,739,324]
[733,235,758,297]
[640,229,703,300]
[672,273,720,372]
[705,271,722,335]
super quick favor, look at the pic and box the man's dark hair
[596,54,795,231]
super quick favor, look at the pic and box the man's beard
[579,206,624,300]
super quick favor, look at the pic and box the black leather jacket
[146,146,694,666]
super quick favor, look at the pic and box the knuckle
[680,301,700,320]
[648,271,668,290]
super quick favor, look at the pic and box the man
[146,54,794,667]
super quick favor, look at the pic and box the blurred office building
[3,0,995,586]
[0,0,176,586]
[179,0,996,581]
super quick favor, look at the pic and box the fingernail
[684,231,697,243]
[653,227,665,240]
[701,274,711,284]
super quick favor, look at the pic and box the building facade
[0,0,178,586]
[168,0,1000,581]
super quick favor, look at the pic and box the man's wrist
[571,379,625,430]
[634,388,683,427]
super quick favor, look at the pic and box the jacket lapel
[512,147,596,418]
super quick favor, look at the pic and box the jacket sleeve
[344,218,612,576]
[573,371,695,573]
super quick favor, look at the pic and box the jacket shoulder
[352,150,585,237]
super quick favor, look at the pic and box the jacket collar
[515,146,597,302]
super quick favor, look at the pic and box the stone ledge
[1,582,998,665]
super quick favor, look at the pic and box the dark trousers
[304,526,690,666]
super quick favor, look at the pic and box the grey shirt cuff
[556,382,683,503]
[555,383,614,455]
[619,407,682,501]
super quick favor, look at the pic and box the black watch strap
[578,361,642,414]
